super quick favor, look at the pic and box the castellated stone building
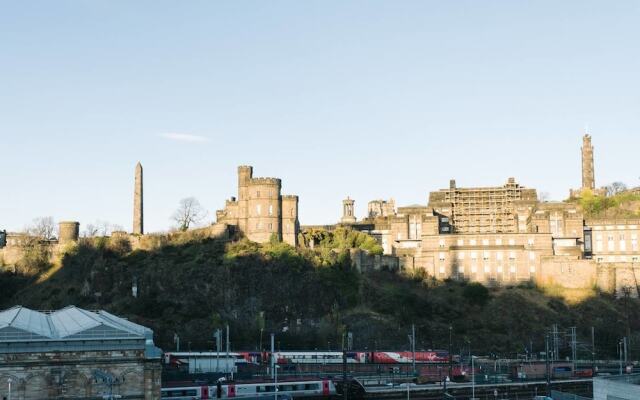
[216,166,299,246]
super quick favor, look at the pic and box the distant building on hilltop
[216,166,299,246]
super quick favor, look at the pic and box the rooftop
[0,305,161,357]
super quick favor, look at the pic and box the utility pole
[570,327,577,373]
[619,340,623,375]
[545,334,551,396]
[215,329,221,373]
[342,331,348,400]
[624,337,628,366]
[448,325,453,380]
[271,333,275,379]
[411,324,416,376]
[591,327,596,375]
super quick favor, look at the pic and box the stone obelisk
[133,162,144,235]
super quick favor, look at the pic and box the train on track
[165,350,450,368]
[161,378,336,399]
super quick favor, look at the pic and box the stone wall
[0,349,161,400]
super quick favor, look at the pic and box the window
[497,265,503,273]
[510,265,516,273]
[509,251,516,260]
[471,252,478,261]
[495,238,502,245]
[497,252,503,261]
[482,239,489,246]
[291,208,295,216]
[529,251,535,261]
[483,251,490,261]
[596,240,603,252]
[256,204,261,215]
[530,265,536,273]
[439,252,446,261]
[439,239,445,248]
[620,240,626,251]
[458,252,465,260]
[458,265,465,274]
[256,190,260,197]
[508,239,515,245]
[471,265,478,273]
[484,265,490,273]
[528,238,535,246]
[269,204,273,216]
[268,223,273,231]
[439,265,445,274]
[470,239,477,245]
[457,239,464,246]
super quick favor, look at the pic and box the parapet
[249,177,282,186]
[282,195,299,200]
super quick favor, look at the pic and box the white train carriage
[162,379,335,399]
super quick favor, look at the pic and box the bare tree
[605,182,627,197]
[82,221,124,237]
[27,216,56,240]
[172,197,207,231]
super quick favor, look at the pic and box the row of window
[438,264,536,274]
[253,205,296,217]
[439,251,536,261]
[438,238,536,247]
[594,239,639,252]
[595,256,640,263]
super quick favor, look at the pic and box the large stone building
[216,166,300,246]
[333,134,640,297]
[0,306,161,399]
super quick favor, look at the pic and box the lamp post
[7,377,12,400]
[471,356,476,400]
[274,364,279,400]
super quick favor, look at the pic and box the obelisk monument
[133,162,144,235]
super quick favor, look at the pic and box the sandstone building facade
[216,166,300,246]
[327,134,640,297]
[0,306,161,400]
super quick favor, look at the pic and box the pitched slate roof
[0,306,162,358]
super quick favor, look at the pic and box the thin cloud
[160,133,209,143]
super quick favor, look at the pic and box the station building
[0,305,162,399]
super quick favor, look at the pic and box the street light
[471,355,477,400]
[274,364,280,400]
[7,378,12,400]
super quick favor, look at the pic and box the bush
[462,282,490,306]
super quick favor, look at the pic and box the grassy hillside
[2,232,639,359]
[573,190,640,218]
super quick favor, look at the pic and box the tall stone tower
[133,162,144,235]
[581,134,595,191]
[341,197,356,224]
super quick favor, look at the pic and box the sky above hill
[1,1,639,233]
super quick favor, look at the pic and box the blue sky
[1,1,639,233]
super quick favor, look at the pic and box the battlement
[282,195,299,200]
[249,177,282,186]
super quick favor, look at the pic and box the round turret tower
[58,221,80,245]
